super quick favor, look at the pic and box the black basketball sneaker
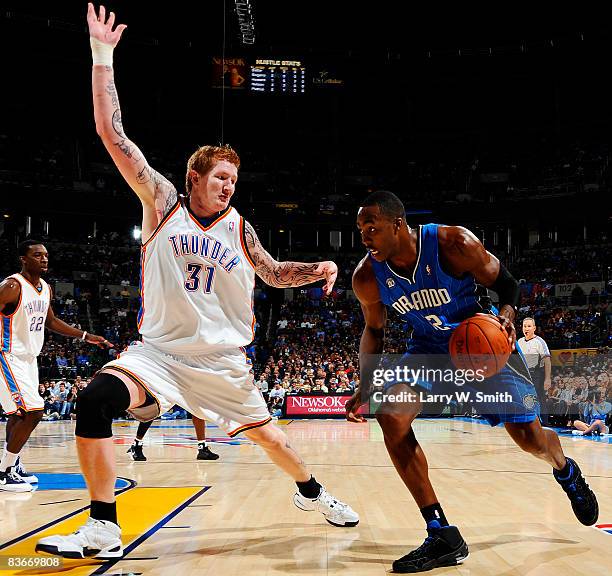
[127,442,146,461]
[197,443,219,460]
[554,457,599,525]
[392,525,468,573]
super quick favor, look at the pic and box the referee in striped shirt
[518,317,552,425]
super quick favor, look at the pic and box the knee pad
[75,372,131,439]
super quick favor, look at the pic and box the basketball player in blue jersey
[346,191,598,573]
[37,5,358,559]
[0,240,111,492]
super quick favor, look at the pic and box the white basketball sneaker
[35,517,123,559]
[294,487,359,527]
[15,457,38,483]
[0,466,33,492]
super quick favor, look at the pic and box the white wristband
[81,331,88,341]
[90,37,114,67]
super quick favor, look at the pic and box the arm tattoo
[162,186,178,215]
[105,74,142,162]
[152,170,178,219]
[113,139,142,162]
[244,221,323,288]
[101,68,176,219]
[105,75,119,108]
[136,164,152,185]
[111,109,125,138]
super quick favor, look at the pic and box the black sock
[296,475,322,499]
[421,503,449,529]
[136,419,153,439]
[90,500,118,525]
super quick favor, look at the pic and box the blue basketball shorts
[380,340,539,426]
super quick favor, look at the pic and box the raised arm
[243,221,338,294]
[86,4,177,243]
[345,257,387,422]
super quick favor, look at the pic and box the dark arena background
[0,2,610,575]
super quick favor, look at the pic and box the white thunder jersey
[137,203,256,354]
[1,273,50,357]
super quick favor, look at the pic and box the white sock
[134,439,143,445]
[0,448,19,472]
[198,442,206,449]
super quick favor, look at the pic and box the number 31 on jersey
[184,263,216,294]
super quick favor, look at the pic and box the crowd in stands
[0,224,611,427]
[37,377,89,421]
[517,304,611,349]
[515,243,611,285]
[510,241,612,350]
[544,351,612,430]
[0,238,141,287]
[256,294,362,407]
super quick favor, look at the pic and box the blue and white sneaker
[0,466,33,492]
[554,457,599,526]
[15,457,38,483]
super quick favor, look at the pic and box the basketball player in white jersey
[0,240,111,492]
[36,5,358,559]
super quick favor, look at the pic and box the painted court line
[0,486,209,576]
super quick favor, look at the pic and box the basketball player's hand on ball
[494,311,516,351]
[85,333,115,349]
[318,261,338,296]
[345,390,366,423]
[87,3,127,46]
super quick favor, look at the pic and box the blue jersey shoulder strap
[370,224,493,344]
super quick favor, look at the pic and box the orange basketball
[449,313,511,377]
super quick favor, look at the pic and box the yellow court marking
[1,486,207,576]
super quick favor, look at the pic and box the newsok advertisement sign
[285,395,367,417]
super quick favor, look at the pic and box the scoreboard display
[250,59,306,94]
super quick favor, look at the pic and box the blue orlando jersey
[371,224,492,345]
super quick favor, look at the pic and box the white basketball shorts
[103,341,271,436]
[0,352,44,414]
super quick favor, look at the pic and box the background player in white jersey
[0,240,110,492]
[36,5,358,559]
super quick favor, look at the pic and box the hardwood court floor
[1,417,611,575]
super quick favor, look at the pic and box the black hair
[361,190,406,221]
[18,239,44,256]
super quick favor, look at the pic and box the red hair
[185,144,240,193]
